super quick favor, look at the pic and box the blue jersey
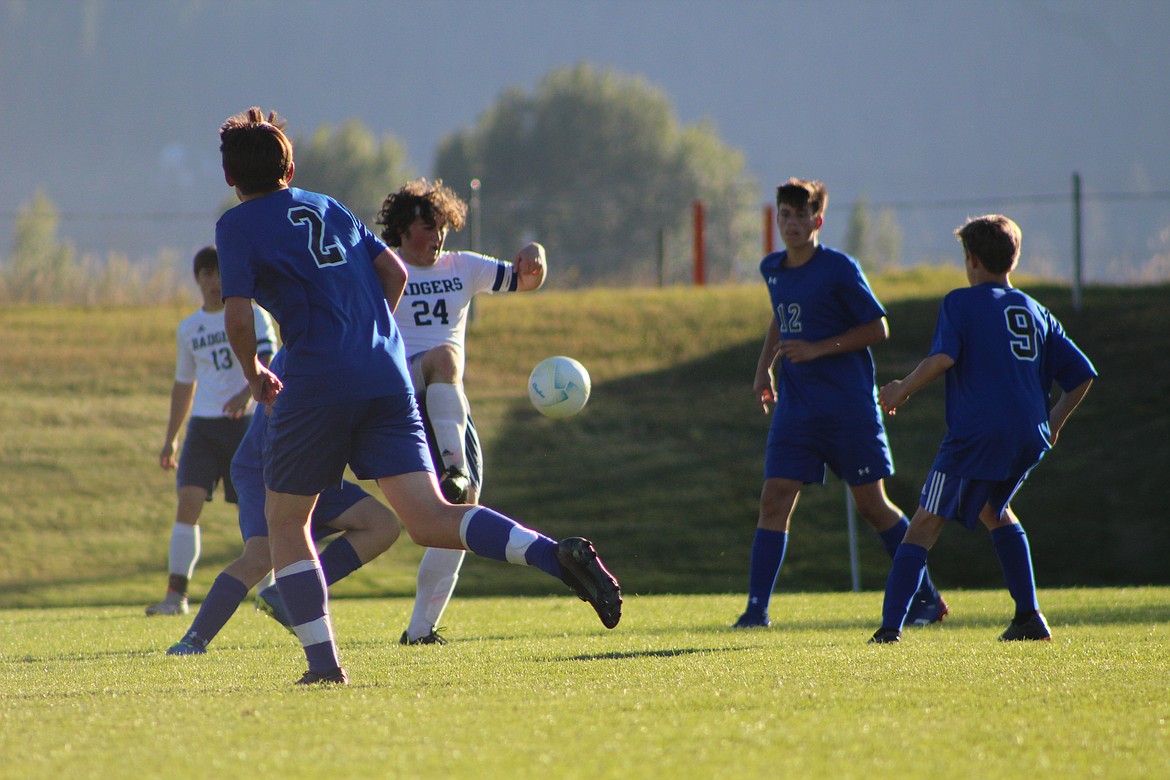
[760,245,887,425]
[929,283,1097,480]
[216,187,411,409]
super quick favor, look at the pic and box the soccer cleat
[145,595,189,616]
[556,537,622,629]
[439,466,471,503]
[732,612,771,629]
[165,638,207,656]
[906,596,950,627]
[868,627,902,644]
[999,611,1052,641]
[399,628,448,646]
[256,585,294,633]
[295,667,348,686]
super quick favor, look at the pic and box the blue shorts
[918,466,1036,530]
[177,415,252,503]
[764,417,894,486]
[232,462,371,542]
[263,394,435,496]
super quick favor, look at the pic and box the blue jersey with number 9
[217,187,411,409]
[929,283,1096,479]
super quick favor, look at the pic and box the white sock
[168,522,200,580]
[407,548,465,639]
[426,383,468,471]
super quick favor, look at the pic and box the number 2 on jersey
[287,206,346,267]
[775,303,802,334]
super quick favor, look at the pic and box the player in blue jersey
[215,108,619,685]
[869,214,1095,644]
[166,353,402,655]
[734,178,946,629]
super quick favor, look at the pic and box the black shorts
[176,415,252,503]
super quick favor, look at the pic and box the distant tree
[844,197,871,264]
[434,63,758,286]
[871,207,903,272]
[1,190,78,302]
[291,120,414,227]
[843,196,901,272]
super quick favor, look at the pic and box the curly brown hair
[376,178,468,247]
[219,107,294,195]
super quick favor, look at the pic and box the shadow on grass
[554,646,754,662]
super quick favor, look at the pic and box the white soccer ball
[528,356,591,419]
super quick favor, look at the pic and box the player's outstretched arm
[225,296,282,405]
[514,242,547,292]
[1047,377,1093,446]
[879,352,954,415]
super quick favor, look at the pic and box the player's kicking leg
[379,471,622,629]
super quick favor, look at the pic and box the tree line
[3,63,901,302]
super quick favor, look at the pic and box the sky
[2,0,1168,281]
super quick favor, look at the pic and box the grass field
[1,275,1168,777]
[2,588,1167,779]
[0,274,1167,610]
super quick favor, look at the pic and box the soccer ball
[528,356,591,419]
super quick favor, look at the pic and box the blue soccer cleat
[166,638,207,656]
[256,585,294,633]
[906,595,950,627]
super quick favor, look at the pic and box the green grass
[2,588,1167,779]
[0,276,1168,609]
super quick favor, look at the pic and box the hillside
[0,274,1166,607]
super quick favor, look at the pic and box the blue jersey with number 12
[760,245,887,425]
[929,283,1096,480]
[216,187,411,409]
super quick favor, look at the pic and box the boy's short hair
[219,107,294,195]
[954,214,1021,274]
[192,245,218,278]
[376,178,468,247]
[776,178,828,217]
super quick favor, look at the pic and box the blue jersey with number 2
[929,283,1096,480]
[216,187,411,409]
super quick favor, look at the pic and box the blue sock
[319,537,362,586]
[881,543,928,631]
[879,517,941,602]
[182,573,248,649]
[744,529,787,618]
[275,560,339,673]
[459,507,561,578]
[991,524,1040,616]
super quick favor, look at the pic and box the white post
[846,486,860,592]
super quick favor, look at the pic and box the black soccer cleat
[439,466,471,503]
[556,537,622,629]
[296,667,349,686]
[399,628,448,646]
[999,611,1052,641]
[868,627,903,644]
